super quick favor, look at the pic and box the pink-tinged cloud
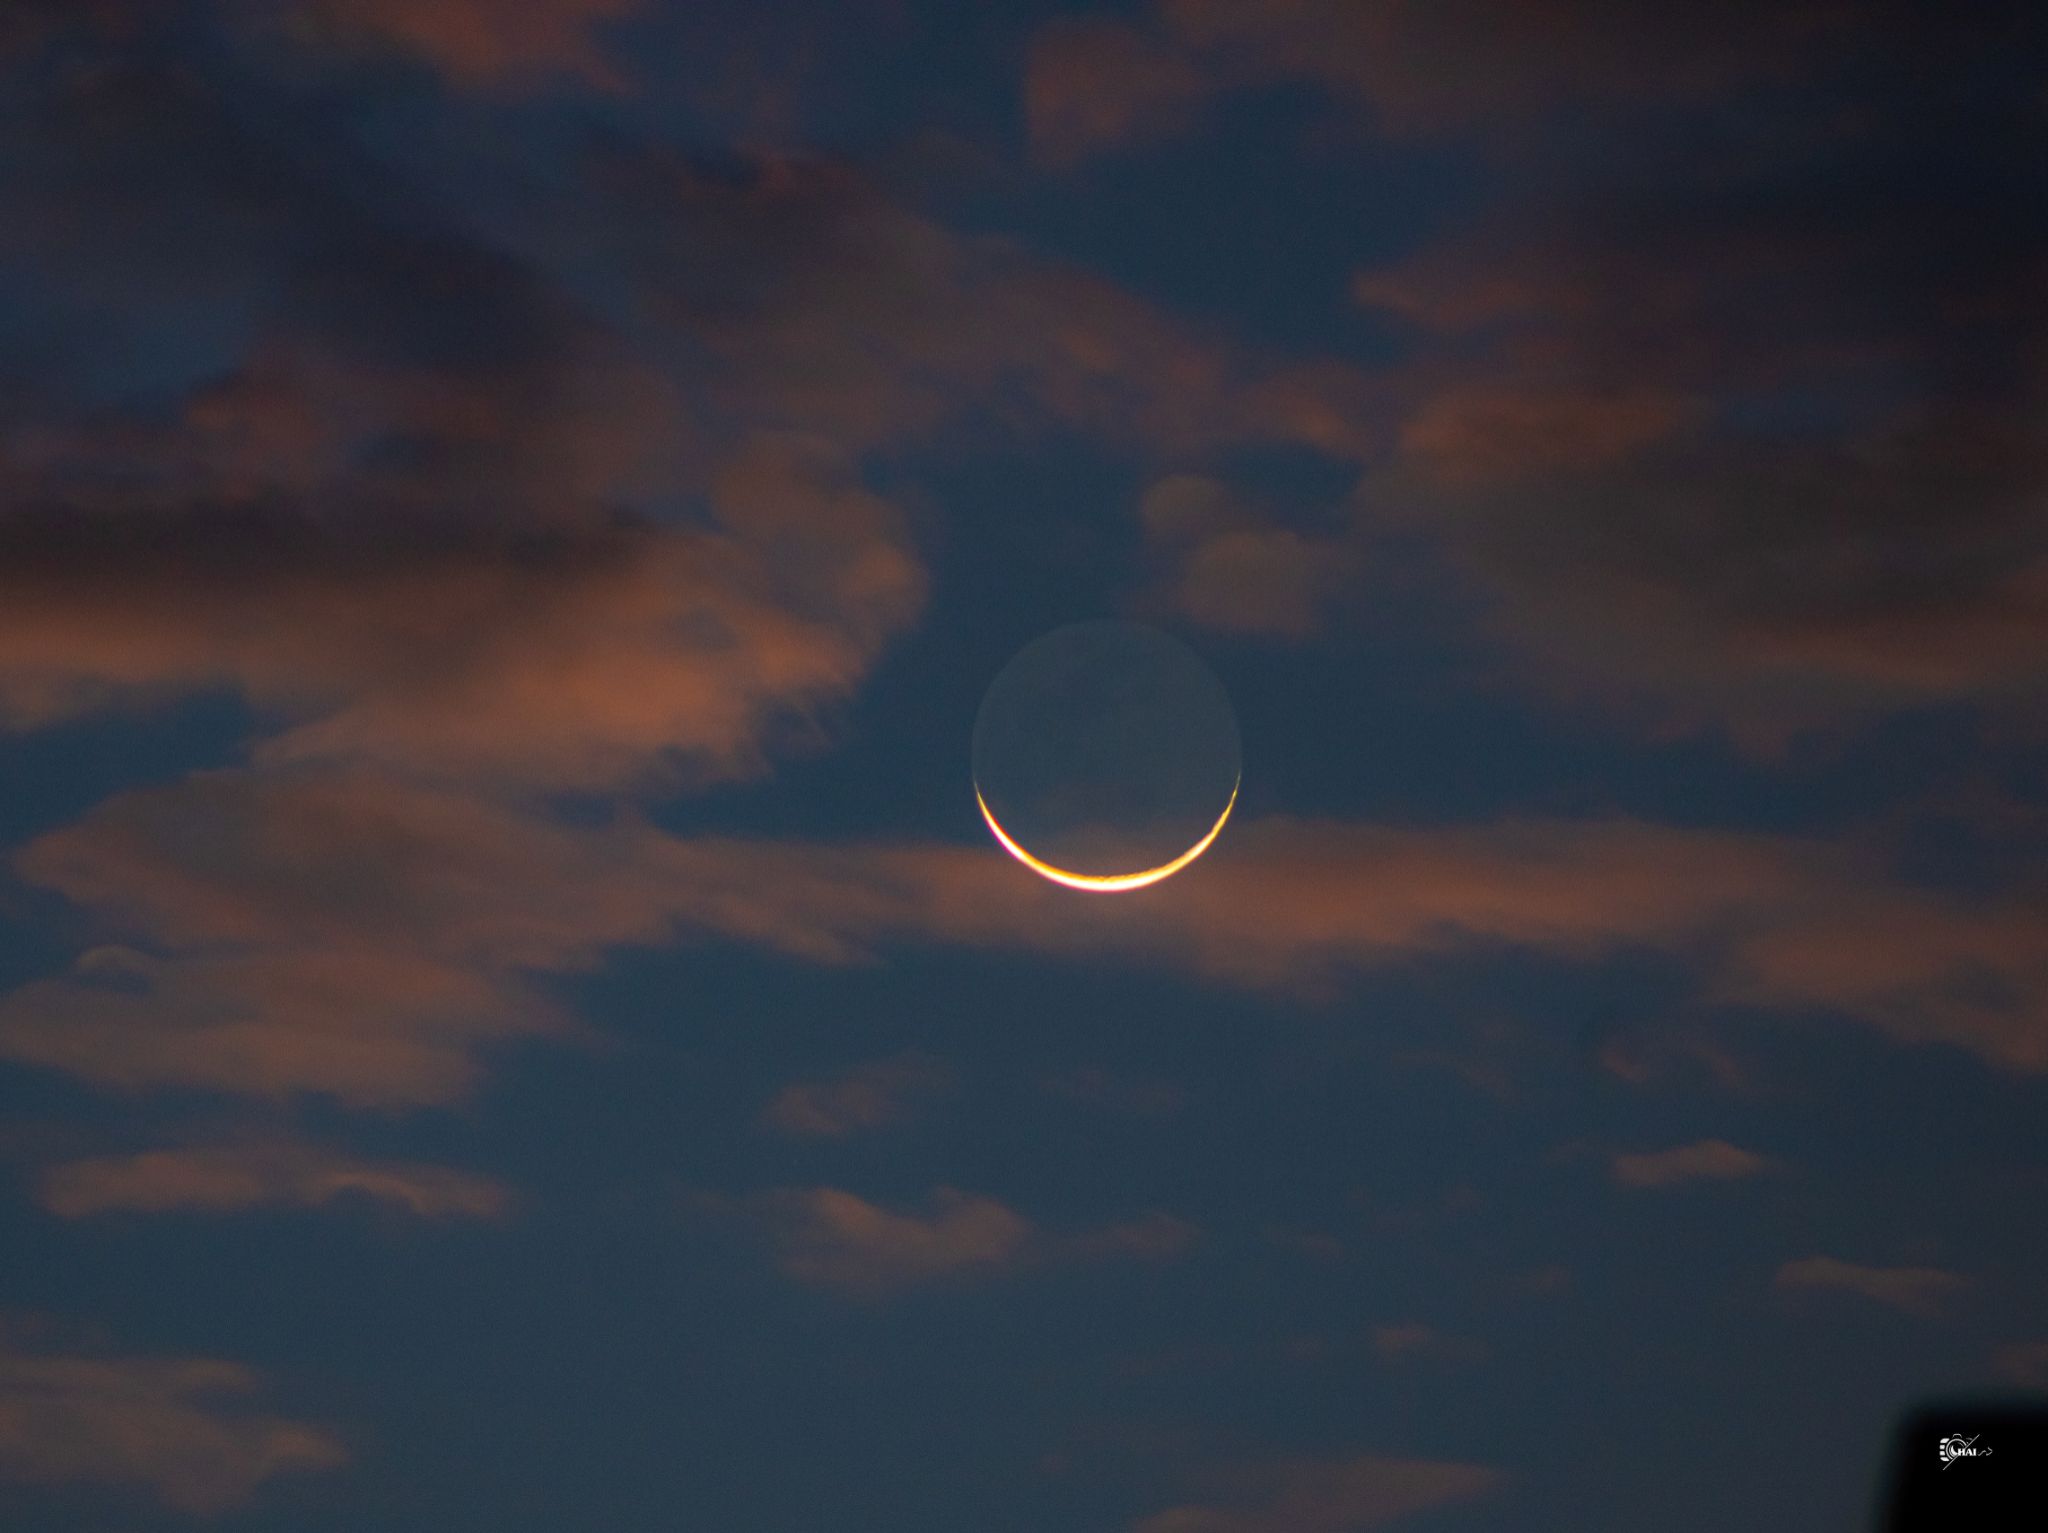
[272,0,641,89]
[37,1142,511,1220]
[722,1186,1196,1297]
[1610,1139,1769,1189]
[1133,1451,1501,1533]
[763,1053,952,1138]
[0,1335,345,1515]
[1773,1257,1970,1316]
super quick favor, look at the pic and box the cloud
[597,148,1380,463]
[1342,52,2048,736]
[719,1187,1194,1297]
[0,1331,345,1516]
[732,1187,1032,1295]
[249,0,642,89]
[0,420,925,790]
[0,57,942,790]
[1610,1139,1769,1189]
[0,768,670,1104]
[1773,1257,1971,1316]
[0,944,560,1108]
[1133,1451,1500,1533]
[763,1052,951,1138]
[36,1141,511,1219]
[7,769,2046,1107]
[1025,18,1208,165]
[1994,1340,2048,1388]
[1391,385,1702,489]
[1026,0,1853,160]
[1370,1324,1489,1366]
[1137,475,1349,638]
[1042,1068,1190,1118]
[0,49,1380,789]
[1064,1211,1202,1264]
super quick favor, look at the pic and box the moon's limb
[975,776,1238,892]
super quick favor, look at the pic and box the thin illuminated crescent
[975,777,1238,892]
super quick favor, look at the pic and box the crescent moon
[974,777,1238,893]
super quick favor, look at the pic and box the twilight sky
[0,3,2044,1530]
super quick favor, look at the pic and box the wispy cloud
[37,1141,511,1220]
[262,0,644,89]
[0,1328,345,1516]
[1774,1257,1970,1316]
[1133,1451,1501,1533]
[1135,474,1351,639]
[1610,1139,1770,1189]
[1026,0,1848,161]
[1371,1324,1489,1366]
[714,1186,1195,1298]
[763,1053,951,1139]
[8,775,2046,1111]
[1994,1340,2048,1387]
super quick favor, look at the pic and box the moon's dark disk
[971,621,1241,885]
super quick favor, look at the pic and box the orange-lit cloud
[1610,1140,1769,1189]
[0,1332,345,1515]
[1773,1256,1970,1316]
[1132,1451,1501,1533]
[37,1142,511,1220]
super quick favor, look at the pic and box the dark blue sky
[0,3,2044,1531]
